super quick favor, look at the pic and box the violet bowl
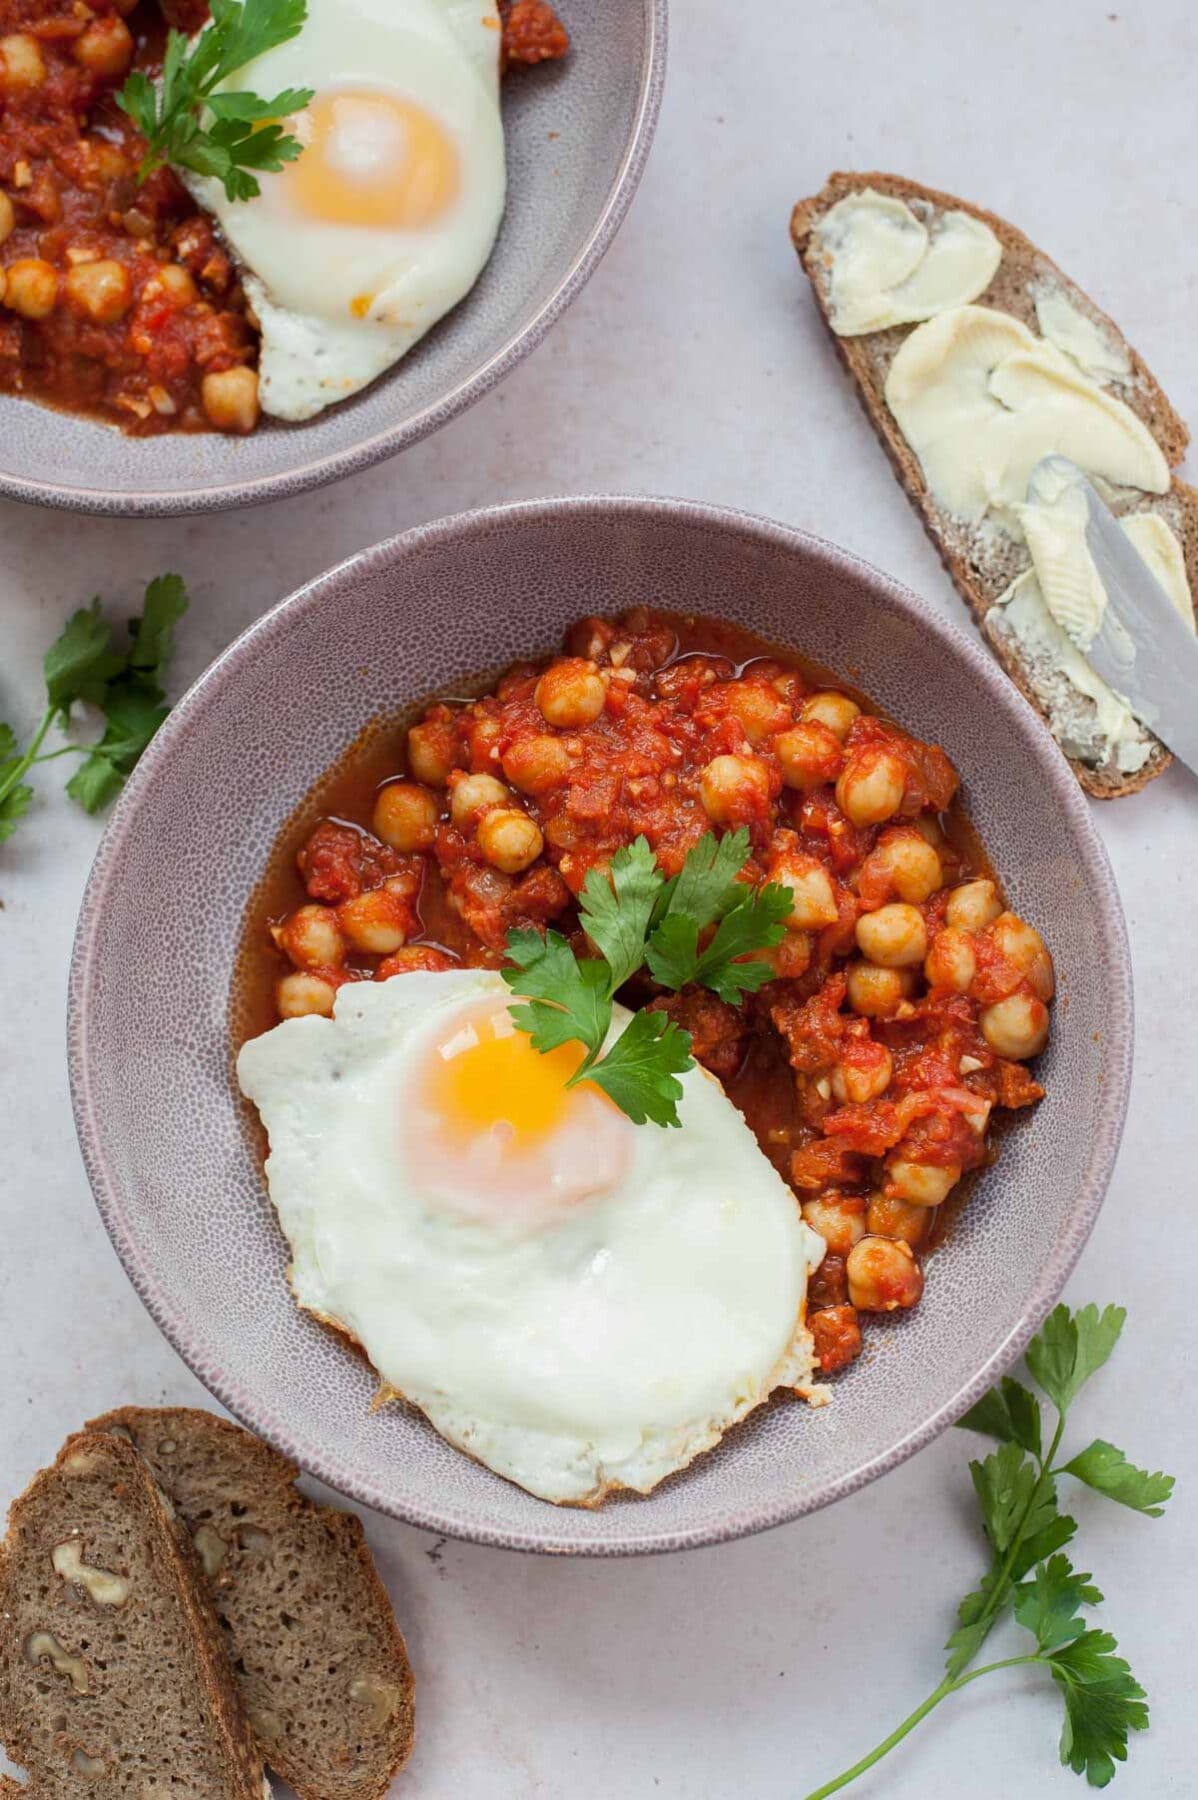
[68,495,1132,1554]
[0,0,666,516]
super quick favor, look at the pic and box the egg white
[236,970,823,1505]
[188,0,506,420]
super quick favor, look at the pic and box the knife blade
[1027,454,1198,776]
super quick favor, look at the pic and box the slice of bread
[0,1430,265,1800]
[791,170,1198,798]
[88,1408,414,1800]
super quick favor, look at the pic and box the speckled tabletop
[2,1,1195,1794]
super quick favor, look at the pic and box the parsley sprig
[502,830,791,1127]
[118,0,314,204]
[805,1305,1174,1797]
[0,577,189,842]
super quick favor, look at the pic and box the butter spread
[988,501,1193,773]
[1033,288,1132,385]
[813,191,1001,337]
[884,306,1169,529]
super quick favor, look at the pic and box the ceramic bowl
[0,1,665,517]
[68,496,1133,1554]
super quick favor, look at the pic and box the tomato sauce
[233,609,1051,1376]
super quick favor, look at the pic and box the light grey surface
[1,0,1194,1791]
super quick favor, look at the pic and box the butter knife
[1028,454,1198,776]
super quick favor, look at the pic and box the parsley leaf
[1049,1632,1149,1787]
[503,929,611,1057]
[958,1375,1043,1458]
[43,601,122,711]
[578,839,664,991]
[1027,1304,1126,1414]
[0,577,189,843]
[0,780,33,844]
[504,828,793,1127]
[1014,1554,1102,1651]
[806,1306,1171,1800]
[1062,1440,1175,1517]
[652,827,753,929]
[645,865,791,1001]
[582,1007,693,1127]
[118,0,315,204]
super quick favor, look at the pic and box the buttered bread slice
[0,1431,265,1800]
[89,1407,414,1800]
[791,171,1198,798]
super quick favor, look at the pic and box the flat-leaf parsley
[0,576,189,843]
[502,829,789,1127]
[119,0,314,204]
[803,1304,1173,1797]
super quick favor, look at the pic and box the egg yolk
[286,88,460,230]
[411,1000,632,1215]
[428,1006,597,1144]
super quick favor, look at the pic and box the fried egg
[236,970,823,1505]
[189,0,506,420]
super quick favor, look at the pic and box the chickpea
[338,887,409,955]
[946,877,1002,933]
[3,259,58,320]
[846,1236,924,1311]
[699,752,770,824]
[0,193,13,247]
[869,828,943,903]
[449,770,511,831]
[502,733,571,795]
[65,258,132,324]
[980,992,1050,1061]
[867,1192,931,1248]
[886,1158,962,1206]
[801,690,860,741]
[855,902,928,968]
[845,960,915,1018]
[723,680,791,744]
[157,263,197,305]
[772,719,843,791]
[990,912,1055,1001]
[477,807,544,874]
[275,903,345,971]
[771,851,839,930]
[276,971,337,1019]
[372,780,438,852]
[535,658,606,729]
[73,16,135,78]
[407,718,459,787]
[802,1192,868,1258]
[831,1041,893,1105]
[0,33,46,91]
[924,925,977,993]
[201,366,260,435]
[836,747,906,827]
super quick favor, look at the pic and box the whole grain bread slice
[790,170,1198,798]
[0,1430,265,1800]
[88,1407,414,1800]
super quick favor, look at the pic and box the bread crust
[791,170,1198,798]
[0,1430,265,1800]
[88,1407,414,1800]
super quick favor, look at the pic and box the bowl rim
[67,493,1134,1554]
[0,0,667,519]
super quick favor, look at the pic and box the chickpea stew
[0,0,569,436]
[238,609,1054,1379]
